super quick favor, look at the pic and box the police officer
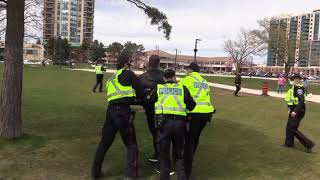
[284,74,315,153]
[180,63,215,179]
[91,56,144,179]
[93,61,106,93]
[139,55,165,163]
[146,69,196,180]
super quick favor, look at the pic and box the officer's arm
[101,66,106,72]
[144,88,158,104]
[294,86,305,113]
[183,86,196,111]
[118,70,145,99]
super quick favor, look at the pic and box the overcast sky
[94,0,320,63]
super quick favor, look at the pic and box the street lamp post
[249,56,253,78]
[174,49,178,70]
[194,38,201,62]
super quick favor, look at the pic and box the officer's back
[91,57,144,179]
[146,69,196,180]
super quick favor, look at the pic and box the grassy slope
[0,65,319,179]
[203,76,320,95]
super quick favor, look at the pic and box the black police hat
[186,62,200,72]
[164,69,176,79]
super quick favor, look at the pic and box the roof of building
[144,50,232,63]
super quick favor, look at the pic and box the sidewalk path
[70,68,320,104]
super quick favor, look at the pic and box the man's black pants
[156,115,187,180]
[144,106,158,157]
[93,74,104,92]
[184,114,210,179]
[285,109,314,149]
[91,105,138,178]
[234,85,241,96]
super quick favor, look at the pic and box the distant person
[283,74,315,153]
[304,77,310,95]
[139,55,165,163]
[277,75,286,94]
[234,73,242,96]
[41,60,46,68]
[92,61,106,93]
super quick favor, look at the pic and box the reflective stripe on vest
[180,72,214,113]
[285,87,299,105]
[95,65,103,75]
[155,83,187,116]
[106,69,136,102]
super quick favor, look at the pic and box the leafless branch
[0,0,43,40]
[223,28,263,73]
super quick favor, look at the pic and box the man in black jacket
[139,55,165,163]
[234,73,241,96]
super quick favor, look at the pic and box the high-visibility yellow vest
[95,65,104,75]
[155,83,187,116]
[106,69,136,102]
[285,84,305,106]
[180,72,214,113]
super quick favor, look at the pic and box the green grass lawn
[203,75,320,95]
[0,65,320,179]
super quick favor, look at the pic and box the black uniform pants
[285,109,314,149]
[93,74,104,92]
[184,114,210,179]
[156,115,187,180]
[144,106,158,157]
[234,85,241,96]
[91,105,138,178]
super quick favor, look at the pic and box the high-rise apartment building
[267,9,320,67]
[43,0,95,46]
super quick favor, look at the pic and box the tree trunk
[0,0,25,139]
[236,62,242,75]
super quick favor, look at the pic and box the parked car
[23,60,36,65]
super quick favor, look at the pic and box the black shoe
[154,168,175,176]
[306,144,315,154]
[91,174,100,180]
[282,144,294,148]
[148,154,159,163]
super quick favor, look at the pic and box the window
[26,49,38,55]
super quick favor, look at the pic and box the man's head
[290,74,302,84]
[117,53,132,69]
[186,62,200,74]
[148,55,160,69]
[163,69,176,82]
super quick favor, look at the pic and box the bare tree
[223,29,264,74]
[0,0,24,138]
[0,0,172,139]
[0,0,43,39]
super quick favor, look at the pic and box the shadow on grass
[0,134,47,152]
